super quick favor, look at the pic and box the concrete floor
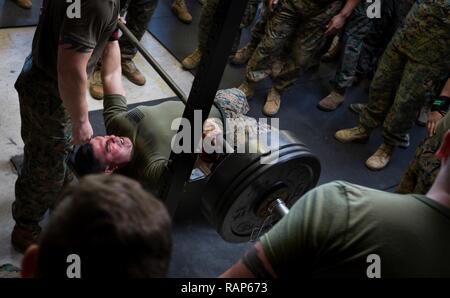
[0,26,194,268]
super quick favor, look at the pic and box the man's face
[90,135,133,172]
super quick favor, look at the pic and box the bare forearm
[339,0,360,18]
[219,242,277,278]
[58,69,89,124]
[101,41,125,96]
[57,34,94,144]
[325,0,360,36]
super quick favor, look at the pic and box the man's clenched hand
[72,121,94,145]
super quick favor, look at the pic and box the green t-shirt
[261,181,450,278]
[103,95,222,195]
[32,0,120,80]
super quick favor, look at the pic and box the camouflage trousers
[359,44,447,147]
[214,88,250,118]
[246,0,270,49]
[198,0,261,54]
[211,88,271,147]
[246,0,342,92]
[397,107,450,194]
[119,0,158,61]
[357,0,414,79]
[13,57,73,229]
[333,1,373,91]
[396,137,441,194]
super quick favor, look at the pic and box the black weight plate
[201,130,321,242]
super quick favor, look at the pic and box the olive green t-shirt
[102,95,222,194]
[32,0,120,80]
[261,181,450,278]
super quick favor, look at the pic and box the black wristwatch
[430,96,450,115]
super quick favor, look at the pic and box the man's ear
[436,130,450,160]
[21,244,39,278]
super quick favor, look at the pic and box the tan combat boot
[365,143,394,171]
[172,0,192,24]
[317,90,345,111]
[182,48,202,70]
[89,68,104,100]
[122,60,146,86]
[14,0,32,9]
[335,125,370,143]
[11,224,41,253]
[263,88,281,117]
[230,43,256,65]
[238,80,256,99]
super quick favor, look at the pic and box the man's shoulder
[308,181,408,206]
[135,101,186,121]
[310,181,377,197]
[70,0,120,25]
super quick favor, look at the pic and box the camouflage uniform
[198,0,261,54]
[246,0,343,92]
[397,112,450,194]
[333,1,373,91]
[214,88,250,118]
[13,56,73,230]
[211,88,271,146]
[246,0,270,50]
[119,0,159,62]
[356,0,415,79]
[359,0,450,148]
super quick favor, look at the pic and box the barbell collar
[272,199,290,217]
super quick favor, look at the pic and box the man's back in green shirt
[261,181,450,278]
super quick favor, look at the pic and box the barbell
[116,21,188,104]
[114,21,321,243]
[201,130,320,242]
